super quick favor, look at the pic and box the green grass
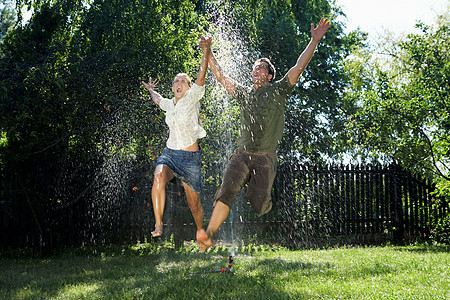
[1,242,449,299]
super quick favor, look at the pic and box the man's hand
[311,17,330,42]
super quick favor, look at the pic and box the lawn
[1,241,449,299]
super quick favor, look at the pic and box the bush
[430,215,450,245]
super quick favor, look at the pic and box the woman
[141,36,211,243]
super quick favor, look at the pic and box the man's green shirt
[233,74,294,152]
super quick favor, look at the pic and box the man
[197,18,330,252]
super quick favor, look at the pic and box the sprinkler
[193,255,234,274]
[223,255,233,273]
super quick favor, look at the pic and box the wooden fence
[1,162,448,253]
[210,162,448,247]
[270,163,447,246]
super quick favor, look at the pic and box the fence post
[389,164,404,243]
[0,166,9,248]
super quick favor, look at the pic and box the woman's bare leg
[151,165,174,237]
[182,182,204,230]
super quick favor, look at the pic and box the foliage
[0,0,208,242]
[430,214,450,245]
[0,0,16,40]
[207,0,363,163]
[343,11,450,202]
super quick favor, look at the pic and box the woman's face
[172,75,191,100]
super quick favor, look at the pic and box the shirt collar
[253,81,272,92]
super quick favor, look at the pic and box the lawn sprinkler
[193,255,233,274]
[223,255,233,273]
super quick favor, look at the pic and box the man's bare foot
[197,229,212,253]
[151,224,163,237]
[196,228,208,243]
[199,239,212,253]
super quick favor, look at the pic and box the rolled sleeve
[186,83,205,102]
[159,98,173,111]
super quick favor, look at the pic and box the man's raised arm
[287,17,330,86]
[200,35,237,96]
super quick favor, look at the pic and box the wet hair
[174,73,192,87]
[255,58,276,83]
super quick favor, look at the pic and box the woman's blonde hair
[174,73,192,87]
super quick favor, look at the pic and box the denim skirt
[155,147,202,193]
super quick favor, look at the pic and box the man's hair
[174,73,192,87]
[255,58,276,83]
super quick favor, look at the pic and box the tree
[343,10,450,197]
[200,0,363,163]
[0,0,209,247]
[0,0,16,40]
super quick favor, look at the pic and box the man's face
[172,75,191,99]
[251,62,272,87]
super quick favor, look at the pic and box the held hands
[311,17,330,42]
[199,35,212,54]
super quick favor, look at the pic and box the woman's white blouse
[158,83,206,150]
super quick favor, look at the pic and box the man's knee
[213,198,233,210]
[248,191,273,216]
[255,198,272,217]
[213,186,237,209]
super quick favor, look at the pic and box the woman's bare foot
[151,224,163,237]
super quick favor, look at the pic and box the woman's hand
[142,77,158,92]
[142,77,162,105]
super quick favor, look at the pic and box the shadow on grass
[1,240,339,299]
[3,242,448,299]
[390,244,450,253]
[2,253,309,299]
